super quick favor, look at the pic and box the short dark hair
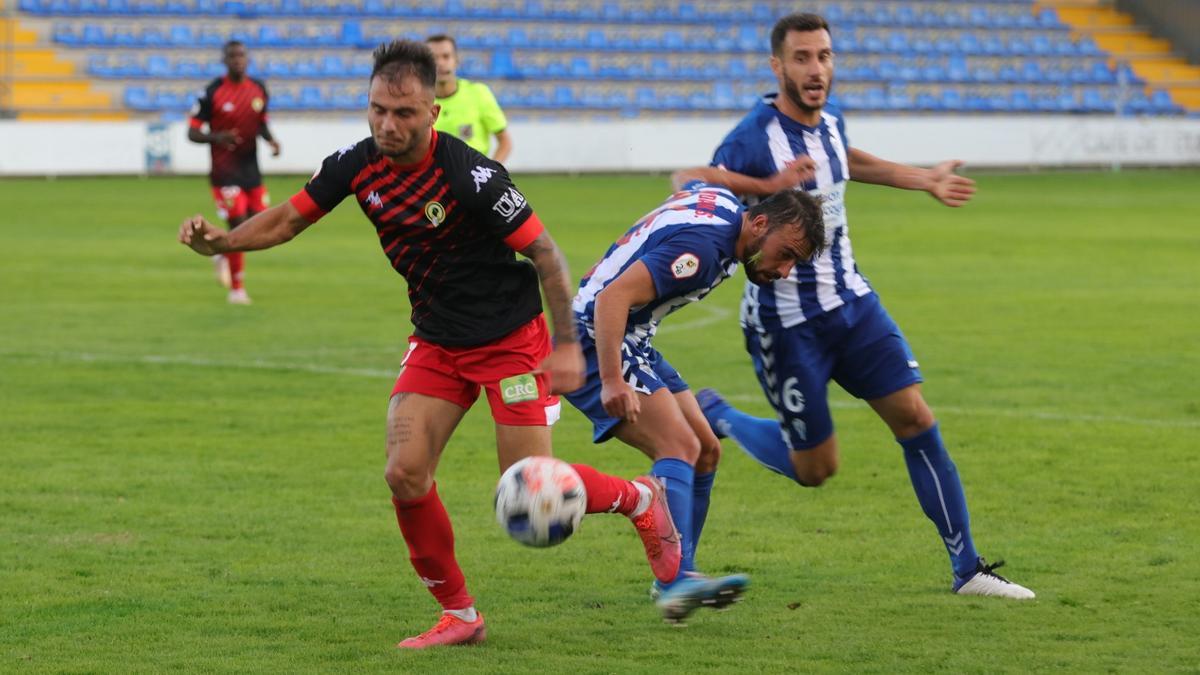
[425,34,457,52]
[370,39,437,88]
[770,13,831,55]
[223,40,245,55]
[748,190,827,259]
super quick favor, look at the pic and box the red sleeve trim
[188,118,204,129]
[503,212,544,251]
[289,189,327,223]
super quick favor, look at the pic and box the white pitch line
[655,303,732,334]
[5,350,1199,430]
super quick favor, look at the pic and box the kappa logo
[221,101,235,112]
[367,191,383,209]
[471,165,495,192]
[670,253,700,279]
[419,576,446,588]
[336,142,355,159]
[491,187,527,222]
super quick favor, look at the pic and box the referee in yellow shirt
[426,34,513,163]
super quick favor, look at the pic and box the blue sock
[898,423,979,578]
[690,471,715,569]
[707,401,798,483]
[651,457,695,585]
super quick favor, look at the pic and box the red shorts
[212,185,270,222]
[392,315,562,426]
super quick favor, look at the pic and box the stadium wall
[2,116,1199,176]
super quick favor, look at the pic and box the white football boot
[954,558,1035,599]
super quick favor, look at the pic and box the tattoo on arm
[522,232,578,344]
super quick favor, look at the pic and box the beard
[742,235,774,285]
[782,73,832,114]
[370,126,418,159]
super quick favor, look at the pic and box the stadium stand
[2,0,1195,118]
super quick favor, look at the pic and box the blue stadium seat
[146,54,171,77]
[264,58,291,78]
[940,88,964,111]
[124,86,152,109]
[1009,88,1034,111]
[321,55,348,77]
[915,92,941,110]
[946,55,969,82]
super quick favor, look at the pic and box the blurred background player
[187,40,281,305]
[694,13,1033,599]
[425,34,513,163]
[179,40,681,649]
[564,177,825,623]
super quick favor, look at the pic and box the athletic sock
[570,463,642,516]
[227,251,245,290]
[690,471,716,568]
[444,607,478,622]
[391,482,473,610]
[898,423,980,578]
[652,457,695,579]
[707,400,798,482]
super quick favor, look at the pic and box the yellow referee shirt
[434,78,507,157]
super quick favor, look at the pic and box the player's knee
[384,462,433,500]
[694,437,722,474]
[791,443,839,487]
[793,460,837,487]
[892,403,936,440]
[654,432,701,464]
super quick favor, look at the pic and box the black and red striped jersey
[289,130,545,347]
[189,76,270,188]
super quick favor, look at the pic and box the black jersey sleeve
[289,139,368,223]
[442,137,538,248]
[189,78,219,126]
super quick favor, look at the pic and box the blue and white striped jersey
[572,183,743,346]
[712,94,873,331]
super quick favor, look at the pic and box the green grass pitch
[1,169,1197,673]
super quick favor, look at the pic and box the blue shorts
[744,292,922,450]
[563,335,689,443]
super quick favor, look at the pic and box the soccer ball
[494,456,587,548]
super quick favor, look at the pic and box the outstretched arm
[848,148,976,207]
[670,157,817,195]
[178,200,313,256]
[519,230,585,394]
[592,261,658,423]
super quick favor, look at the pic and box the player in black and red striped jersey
[188,40,281,305]
[179,40,683,648]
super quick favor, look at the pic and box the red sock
[226,251,244,290]
[571,464,642,516]
[391,482,473,610]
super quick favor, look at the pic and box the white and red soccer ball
[494,456,587,548]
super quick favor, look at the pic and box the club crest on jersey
[458,124,474,140]
[471,165,494,192]
[671,253,700,279]
[425,201,446,227]
[251,97,264,112]
[491,187,526,223]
